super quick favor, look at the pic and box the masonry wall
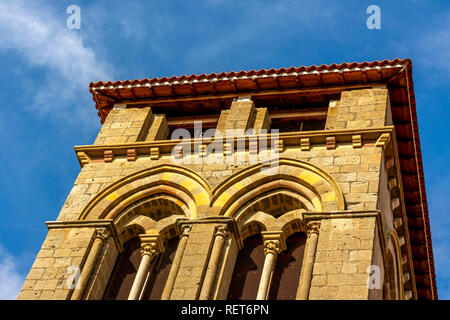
[18,227,96,300]
[169,223,216,299]
[309,216,377,299]
[325,87,390,130]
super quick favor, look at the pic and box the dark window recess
[268,232,307,300]
[169,126,216,139]
[271,121,301,133]
[227,234,265,300]
[301,120,326,131]
[141,236,179,300]
[103,237,142,300]
[271,120,326,133]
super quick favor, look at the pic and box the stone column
[256,232,285,300]
[128,232,164,300]
[71,228,109,300]
[297,221,321,300]
[161,225,191,300]
[199,225,228,300]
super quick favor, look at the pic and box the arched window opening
[103,237,142,300]
[227,234,265,300]
[141,236,179,300]
[247,191,305,217]
[236,190,308,223]
[268,232,307,300]
[119,194,186,223]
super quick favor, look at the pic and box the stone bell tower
[18,59,436,300]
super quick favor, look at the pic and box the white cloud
[0,245,25,300]
[0,0,113,125]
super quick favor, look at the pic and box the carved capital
[139,231,164,258]
[140,242,160,259]
[261,231,286,255]
[94,227,110,241]
[215,225,228,238]
[306,221,321,237]
[263,239,282,255]
[180,224,192,238]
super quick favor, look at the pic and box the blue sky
[0,0,449,299]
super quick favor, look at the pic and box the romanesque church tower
[18,59,436,300]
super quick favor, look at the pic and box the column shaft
[199,226,227,300]
[256,252,277,300]
[128,253,153,300]
[297,222,320,300]
[71,229,107,300]
[161,227,190,300]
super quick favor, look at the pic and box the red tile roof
[90,58,408,122]
[89,59,437,299]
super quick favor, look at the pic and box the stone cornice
[303,210,386,248]
[302,210,386,252]
[302,210,381,221]
[45,219,123,252]
[303,210,390,286]
[74,127,395,167]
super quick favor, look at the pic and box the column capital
[139,231,165,258]
[140,242,160,260]
[180,224,192,238]
[306,221,321,237]
[261,231,286,255]
[94,227,110,241]
[263,239,283,255]
[214,225,228,238]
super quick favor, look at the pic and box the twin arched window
[102,231,307,300]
